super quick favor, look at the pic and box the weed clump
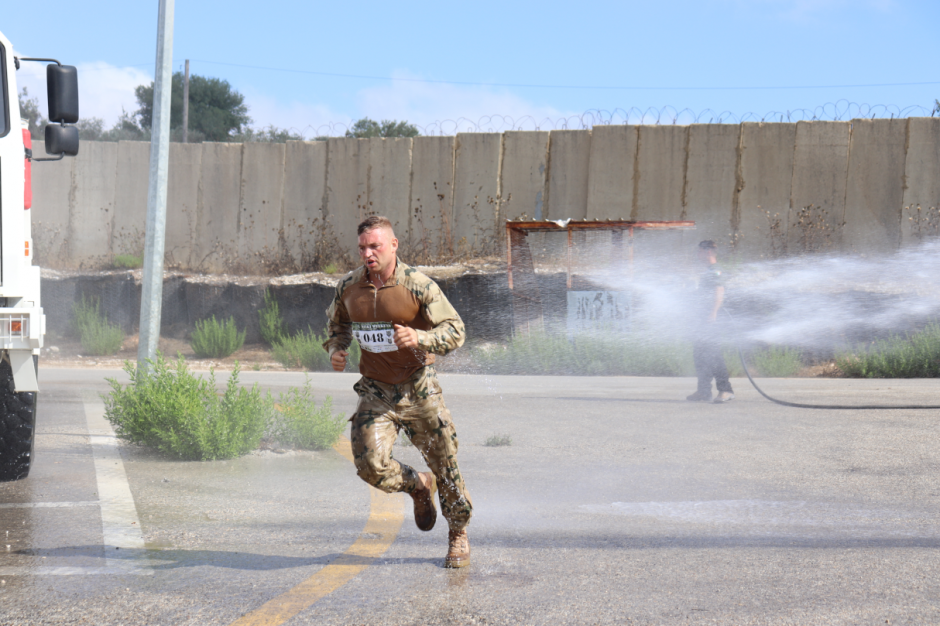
[72,295,124,356]
[191,316,245,358]
[267,377,346,450]
[751,345,803,377]
[259,290,288,346]
[112,254,143,269]
[837,323,940,378]
[272,328,361,372]
[484,434,512,447]
[104,355,268,460]
[473,331,694,377]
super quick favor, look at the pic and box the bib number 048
[352,322,398,353]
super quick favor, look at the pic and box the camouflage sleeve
[322,281,353,356]
[415,280,466,355]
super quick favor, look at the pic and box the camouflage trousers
[350,366,473,531]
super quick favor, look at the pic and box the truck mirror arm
[14,56,62,66]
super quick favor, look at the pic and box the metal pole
[182,59,189,143]
[137,0,175,370]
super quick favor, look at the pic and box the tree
[18,88,46,138]
[135,72,251,142]
[232,125,304,143]
[345,117,419,138]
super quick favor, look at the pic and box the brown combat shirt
[323,260,466,385]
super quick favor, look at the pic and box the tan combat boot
[409,472,437,531]
[444,528,470,568]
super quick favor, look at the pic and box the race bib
[352,322,398,353]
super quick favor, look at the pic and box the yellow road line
[230,437,404,626]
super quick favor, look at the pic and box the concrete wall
[736,123,797,258]
[452,133,500,255]
[901,118,940,246]
[408,136,456,259]
[635,125,688,222]
[29,120,940,271]
[545,130,591,220]
[586,125,637,220]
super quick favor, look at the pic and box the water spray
[728,309,940,410]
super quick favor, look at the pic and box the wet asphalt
[1,369,940,625]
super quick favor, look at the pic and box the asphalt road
[2,368,940,625]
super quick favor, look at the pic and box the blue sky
[5,0,938,136]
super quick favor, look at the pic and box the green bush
[104,355,269,460]
[836,322,940,378]
[259,289,288,346]
[268,377,345,450]
[191,316,245,358]
[751,345,804,377]
[112,254,143,269]
[273,328,361,372]
[72,295,124,356]
[272,328,331,370]
[472,331,694,376]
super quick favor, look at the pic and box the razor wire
[256,101,938,140]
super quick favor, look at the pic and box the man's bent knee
[354,456,414,493]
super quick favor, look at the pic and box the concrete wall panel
[324,138,366,263]
[545,130,591,220]
[111,141,150,261]
[901,117,940,246]
[365,137,412,236]
[194,142,242,272]
[683,124,740,248]
[736,123,797,259]
[635,125,688,221]
[586,125,637,220]
[30,153,73,265]
[282,140,327,267]
[452,133,501,255]
[238,142,286,270]
[499,131,549,222]
[789,121,851,252]
[69,141,118,268]
[843,119,908,252]
[166,143,203,268]
[408,136,455,261]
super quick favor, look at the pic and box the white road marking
[0,393,153,577]
[80,390,151,575]
[0,501,99,509]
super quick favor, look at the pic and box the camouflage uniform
[324,260,473,531]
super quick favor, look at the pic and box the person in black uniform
[686,240,735,403]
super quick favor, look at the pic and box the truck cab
[0,28,79,481]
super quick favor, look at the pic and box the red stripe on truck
[22,128,32,210]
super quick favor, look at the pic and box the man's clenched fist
[393,324,419,349]
[331,349,348,372]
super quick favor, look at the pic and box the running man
[324,215,473,568]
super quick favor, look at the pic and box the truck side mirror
[47,64,78,124]
[45,124,79,157]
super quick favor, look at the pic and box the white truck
[0,29,80,481]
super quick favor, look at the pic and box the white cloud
[241,88,345,138]
[13,57,150,126]
[354,71,578,134]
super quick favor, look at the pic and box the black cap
[698,240,717,250]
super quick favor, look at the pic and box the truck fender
[8,351,39,392]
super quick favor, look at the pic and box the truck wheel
[0,357,38,482]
